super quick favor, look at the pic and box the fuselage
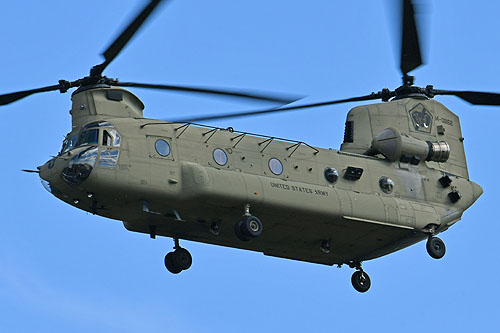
[38,86,482,266]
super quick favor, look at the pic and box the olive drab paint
[341,97,469,178]
[39,86,482,267]
[4,0,489,293]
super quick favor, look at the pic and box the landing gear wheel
[426,236,446,259]
[172,248,192,270]
[235,215,263,241]
[164,252,182,274]
[164,247,192,274]
[351,271,371,293]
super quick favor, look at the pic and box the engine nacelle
[371,127,450,163]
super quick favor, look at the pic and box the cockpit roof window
[84,121,113,129]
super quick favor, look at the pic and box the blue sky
[1,1,499,332]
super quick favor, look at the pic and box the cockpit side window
[113,131,121,147]
[102,129,121,147]
[102,130,112,146]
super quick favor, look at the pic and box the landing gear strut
[349,262,371,293]
[426,236,446,259]
[164,238,192,274]
[235,204,263,241]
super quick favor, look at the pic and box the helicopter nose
[471,181,483,204]
[38,161,52,182]
[38,159,57,194]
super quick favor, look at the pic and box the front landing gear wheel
[235,216,263,241]
[351,271,371,293]
[164,248,192,274]
[165,252,182,274]
[426,236,446,259]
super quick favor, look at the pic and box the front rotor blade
[21,169,40,173]
[115,82,302,104]
[433,89,500,105]
[0,84,62,106]
[92,0,165,76]
[173,93,382,123]
[400,0,423,76]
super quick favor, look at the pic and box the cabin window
[324,167,339,184]
[155,139,171,157]
[269,158,283,175]
[77,129,99,147]
[379,176,394,194]
[213,148,228,166]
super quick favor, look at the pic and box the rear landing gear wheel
[172,248,192,270]
[426,236,446,259]
[235,215,263,241]
[164,247,192,274]
[351,270,371,293]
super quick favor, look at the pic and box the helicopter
[1,0,498,293]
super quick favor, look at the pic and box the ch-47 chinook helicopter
[1,0,499,293]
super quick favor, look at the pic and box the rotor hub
[402,74,415,86]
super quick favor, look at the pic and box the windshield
[60,122,120,153]
[60,134,78,154]
[77,129,99,147]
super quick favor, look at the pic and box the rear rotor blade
[91,0,165,76]
[115,81,302,104]
[173,93,383,123]
[400,0,423,77]
[433,89,500,106]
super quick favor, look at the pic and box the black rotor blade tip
[95,0,165,76]
[401,0,423,76]
[0,84,62,105]
[456,91,500,106]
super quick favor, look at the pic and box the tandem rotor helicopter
[2,0,498,293]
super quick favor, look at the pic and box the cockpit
[57,121,122,186]
[60,121,121,154]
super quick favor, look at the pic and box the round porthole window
[155,139,171,157]
[379,176,395,194]
[213,148,228,166]
[324,167,339,184]
[269,158,283,175]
